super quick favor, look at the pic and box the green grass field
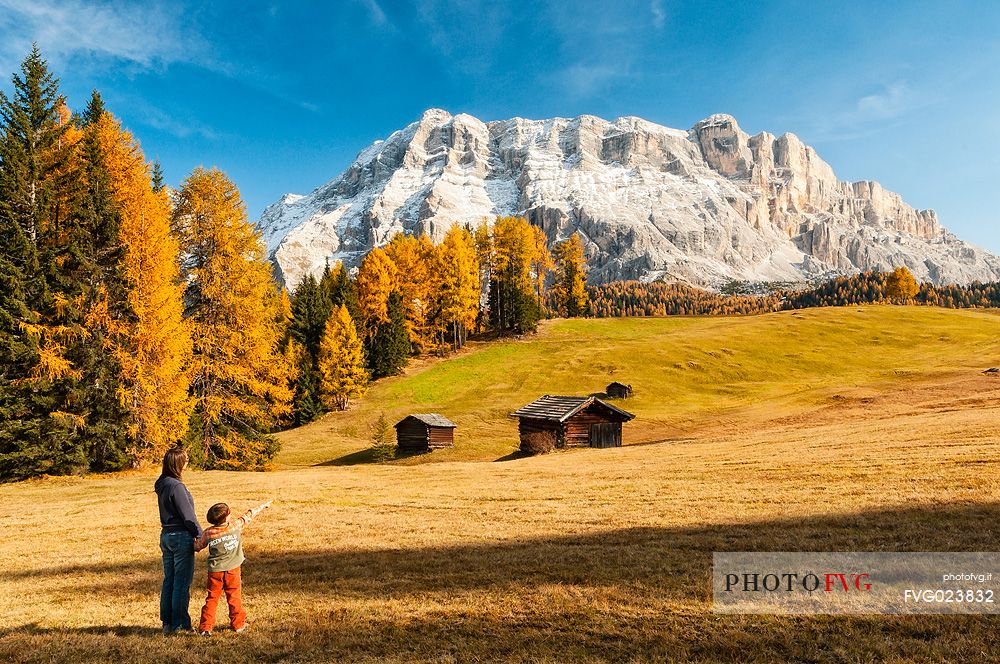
[279,305,1000,466]
[3,306,1000,662]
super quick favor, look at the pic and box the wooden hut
[395,414,456,452]
[606,381,633,399]
[510,395,635,451]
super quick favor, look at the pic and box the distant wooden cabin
[606,381,633,399]
[395,414,456,452]
[511,395,635,451]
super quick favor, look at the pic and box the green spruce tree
[289,273,332,424]
[0,46,83,478]
[290,273,332,359]
[369,412,395,462]
[291,351,324,425]
[319,260,358,319]
[367,290,409,379]
[79,88,104,125]
[150,160,165,193]
[0,205,56,479]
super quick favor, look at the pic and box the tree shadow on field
[493,450,529,462]
[318,447,431,466]
[2,623,163,638]
[5,502,1000,662]
[316,447,379,466]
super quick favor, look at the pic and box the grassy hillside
[279,305,1000,466]
[3,305,1000,662]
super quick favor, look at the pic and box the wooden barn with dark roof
[395,414,456,452]
[510,395,635,451]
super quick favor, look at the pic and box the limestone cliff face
[259,109,1000,289]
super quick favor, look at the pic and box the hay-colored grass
[2,306,1000,662]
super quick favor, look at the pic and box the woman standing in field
[154,448,203,634]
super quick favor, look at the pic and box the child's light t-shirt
[195,504,266,573]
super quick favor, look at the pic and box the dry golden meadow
[2,306,1000,662]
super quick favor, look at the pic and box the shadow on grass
[317,447,433,466]
[5,502,1000,662]
[316,447,379,466]
[623,436,700,448]
[3,623,164,638]
[493,450,530,462]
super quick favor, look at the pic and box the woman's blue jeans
[160,530,195,631]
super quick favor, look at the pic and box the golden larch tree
[29,102,84,385]
[435,225,480,350]
[552,233,590,317]
[885,266,919,301]
[93,112,192,464]
[172,167,294,470]
[489,216,550,333]
[318,304,369,410]
[276,286,294,334]
[384,233,436,353]
[19,101,85,388]
[529,224,554,310]
[354,246,397,336]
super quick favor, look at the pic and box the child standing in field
[194,499,272,636]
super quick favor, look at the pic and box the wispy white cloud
[792,80,928,144]
[0,0,206,71]
[650,0,666,30]
[141,109,219,141]
[0,0,326,117]
[558,63,631,98]
[856,81,910,119]
[123,97,223,141]
[411,0,654,99]
[415,0,510,67]
[360,0,388,26]
[541,2,649,99]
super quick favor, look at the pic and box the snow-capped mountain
[258,108,1000,289]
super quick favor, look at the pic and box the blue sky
[1,0,998,251]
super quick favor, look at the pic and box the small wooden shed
[395,414,456,452]
[606,381,633,399]
[511,395,635,451]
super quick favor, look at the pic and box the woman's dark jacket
[154,475,203,538]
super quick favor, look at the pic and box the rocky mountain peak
[258,109,999,290]
[691,113,753,178]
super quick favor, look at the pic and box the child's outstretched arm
[234,500,273,530]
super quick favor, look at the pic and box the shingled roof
[510,395,635,422]
[395,413,457,428]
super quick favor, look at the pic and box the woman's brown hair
[161,447,188,480]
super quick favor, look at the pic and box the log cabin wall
[427,427,454,449]
[518,418,563,450]
[396,420,430,451]
[563,405,626,447]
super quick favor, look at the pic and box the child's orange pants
[199,567,247,632]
